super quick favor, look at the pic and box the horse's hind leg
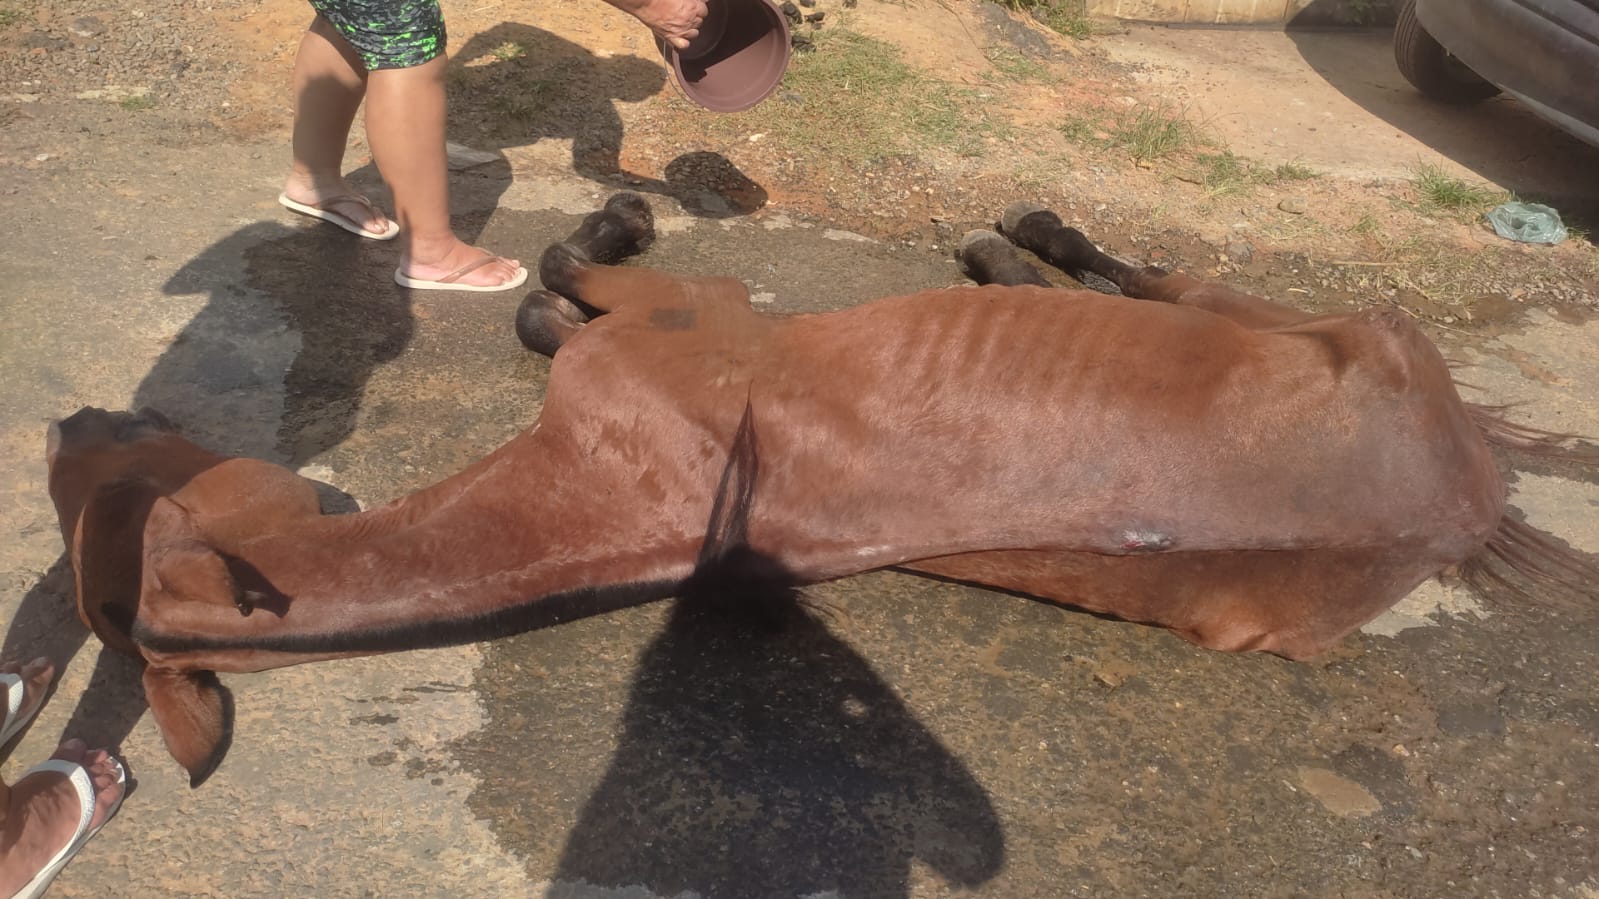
[1000,202,1313,329]
[956,230,1051,287]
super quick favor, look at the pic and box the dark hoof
[516,289,590,357]
[999,201,1052,237]
[559,193,656,267]
[956,229,1050,287]
[538,242,588,299]
[600,192,656,256]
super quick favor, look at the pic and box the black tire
[1394,0,1502,105]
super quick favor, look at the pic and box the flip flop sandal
[0,670,48,747]
[278,192,401,241]
[7,756,126,899]
[394,253,529,292]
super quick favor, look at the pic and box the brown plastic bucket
[658,0,792,113]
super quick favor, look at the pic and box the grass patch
[119,93,156,111]
[489,81,554,125]
[1273,160,1318,181]
[1411,164,1504,215]
[1193,151,1320,196]
[1058,113,1103,144]
[1195,150,1262,196]
[489,41,526,61]
[0,7,22,28]
[1108,104,1198,162]
[1348,213,1381,237]
[1040,4,1094,38]
[712,29,1000,164]
[996,0,1094,39]
[985,48,1046,81]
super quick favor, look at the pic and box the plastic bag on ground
[1486,201,1568,245]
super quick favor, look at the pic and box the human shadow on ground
[449,22,768,218]
[547,589,1005,898]
[1285,25,1599,236]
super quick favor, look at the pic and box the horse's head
[45,407,284,786]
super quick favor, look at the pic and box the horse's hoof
[516,289,589,357]
[999,201,1053,237]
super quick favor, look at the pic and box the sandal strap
[438,253,510,284]
[3,672,22,725]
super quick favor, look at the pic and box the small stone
[1278,196,1309,215]
[70,16,106,36]
[804,11,825,22]
[780,1,802,23]
[1223,239,1254,265]
[1297,767,1381,818]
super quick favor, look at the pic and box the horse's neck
[186,428,705,653]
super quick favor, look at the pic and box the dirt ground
[3,0,1599,896]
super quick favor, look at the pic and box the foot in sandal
[0,740,127,899]
[395,240,527,292]
[1,659,55,749]
[279,172,398,240]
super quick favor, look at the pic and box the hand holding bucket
[657,0,792,112]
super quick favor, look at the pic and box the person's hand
[606,0,709,50]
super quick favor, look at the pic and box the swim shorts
[310,0,447,71]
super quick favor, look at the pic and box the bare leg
[366,57,522,287]
[281,16,391,236]
[1000,202,1315,329]
[955,230,1051,287]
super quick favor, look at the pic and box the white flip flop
[394,254,529,292]
[0,671,47,747]
[7,756,126,899]
[278,192,400,241]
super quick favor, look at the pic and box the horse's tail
[1457,403,1599,604]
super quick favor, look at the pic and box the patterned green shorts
[311,0,447,71]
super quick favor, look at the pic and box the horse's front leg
[516,192,657,356]
[539,201,752,320]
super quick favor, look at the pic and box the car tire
[1394,0,1502,105]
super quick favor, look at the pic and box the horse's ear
[144,496,244,612]
[143,665,232,787]
[72,478,164,656]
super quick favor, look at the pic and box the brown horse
[46,193,1597,785]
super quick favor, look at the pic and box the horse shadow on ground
[464,585,1006,898]
[3,18,771,765]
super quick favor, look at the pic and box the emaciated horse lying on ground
[45,193,1598,786]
